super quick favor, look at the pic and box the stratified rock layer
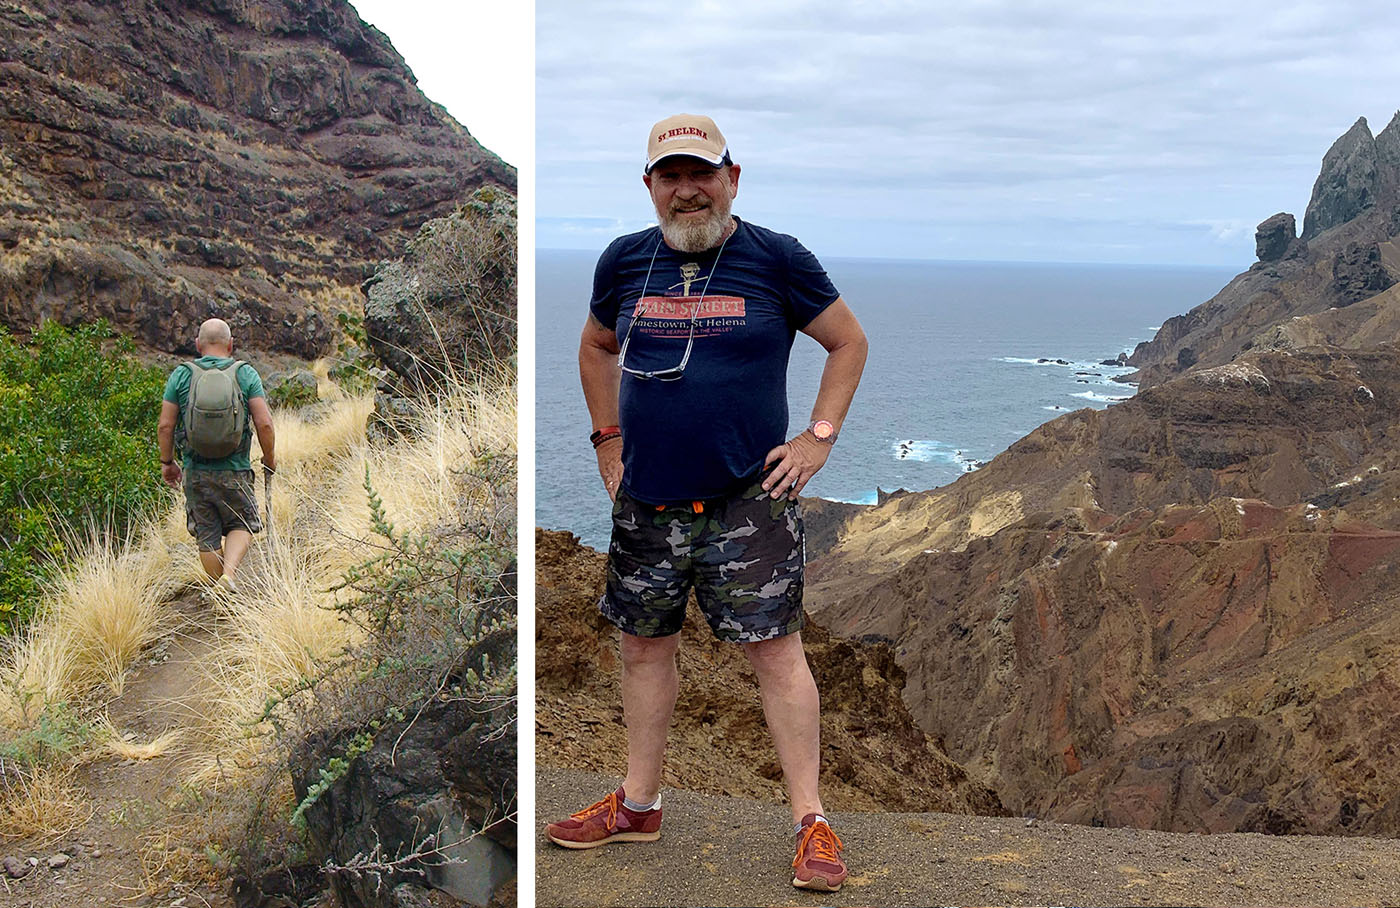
[807,113,1400,836]
[0,0,514,356]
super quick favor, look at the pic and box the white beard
[659,191,732,253]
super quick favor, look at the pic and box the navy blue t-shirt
[590,217,840,503]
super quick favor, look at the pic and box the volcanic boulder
[1255,212,1298,263]
[364,187,517,393]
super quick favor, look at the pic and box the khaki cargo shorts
[184,469,262,551]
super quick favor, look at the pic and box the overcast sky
[537,0,1400,266]
[347,0,531,168]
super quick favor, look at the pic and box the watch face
[812,420,833,439]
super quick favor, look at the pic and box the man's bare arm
[762,298,868,499]
[579,312,624,500]
[249,396,275,472]
[158,399,182,489]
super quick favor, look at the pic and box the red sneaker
[792,813,846,891]
[545,786,662,849]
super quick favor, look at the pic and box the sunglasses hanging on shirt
[616,231,732,381]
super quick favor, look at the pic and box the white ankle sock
[623,793,660,812]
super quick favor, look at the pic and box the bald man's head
[196,318,233,355]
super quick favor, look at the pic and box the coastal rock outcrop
[1303,117,1379,240]
[805,112,1400,836]
[1331,240,1395,305]
[1128,114,1400,388]
[365,187,518,392]
[1255,212,1299,263]
[0,0,514,357]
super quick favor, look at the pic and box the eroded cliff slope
[808,114,1400,836]
[0,0,513,356]
[535,528,1004,818]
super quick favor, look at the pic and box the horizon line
[536,246,1243,271]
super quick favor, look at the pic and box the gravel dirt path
[537,768,1400,907]
[2,593,234,908]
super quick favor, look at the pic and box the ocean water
[537,249,1234,549]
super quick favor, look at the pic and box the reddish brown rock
[806,344,1400,835]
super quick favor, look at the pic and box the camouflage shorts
[184,469,262,551]
[599,476,805,643]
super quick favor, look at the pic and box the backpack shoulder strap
[229,360,248,396]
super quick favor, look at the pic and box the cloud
[538,0,1400,264]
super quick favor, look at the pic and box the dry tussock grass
[1,521,176,723]
[188,377,515,780]
[0,764,93,844]
[93,716,182,761]
[0,371,515,884]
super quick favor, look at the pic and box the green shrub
[0,700,91,767]
[0,321,167,632]
[266,375,319,410]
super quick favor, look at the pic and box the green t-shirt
[162,356,266,471]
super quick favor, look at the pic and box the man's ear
[643,172,653,192]
[727,163,741,198]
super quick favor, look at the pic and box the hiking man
[546,114,868,892]
[156,317,275,592]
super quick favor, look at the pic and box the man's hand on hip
[595,435,623,501]
[762,431,831,500]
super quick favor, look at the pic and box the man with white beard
[545,114,868,892]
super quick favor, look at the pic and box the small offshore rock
[3,856,31,878]
[47,852,70,869]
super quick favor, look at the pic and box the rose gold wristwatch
[806,419,837,444]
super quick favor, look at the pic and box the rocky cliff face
[0,0,513,357]
[1127,114,1400,388]
[808,113,1400,836]
[535,529,1004,818]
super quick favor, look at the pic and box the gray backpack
[184,360,247,459]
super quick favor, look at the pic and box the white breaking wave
[823,490,880,506]
[997,355,1135,375]
[1072,390,1132,404]
[890,439,981,472]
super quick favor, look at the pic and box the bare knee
[743,632,810,680]
[620,631,680,667]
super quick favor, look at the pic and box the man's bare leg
[198,549,224,579]
[744,631,824,824]
[222,529,253,581]
[619,631,681,804]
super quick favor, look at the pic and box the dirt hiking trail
[537,768,1400,907]
[3,591,235,908]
